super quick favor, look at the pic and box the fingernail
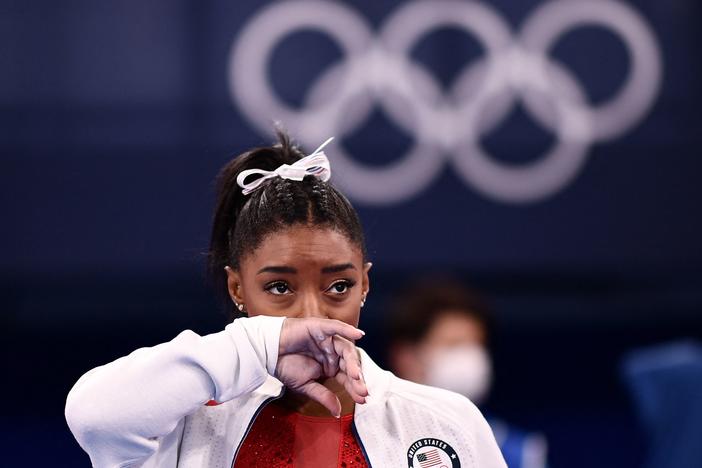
[357,329,366,336]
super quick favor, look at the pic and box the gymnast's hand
[275,317,368,417]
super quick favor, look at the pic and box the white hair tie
[236,137,334,196]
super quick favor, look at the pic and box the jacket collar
[356,348,391,411]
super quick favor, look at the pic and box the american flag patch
[417,448,442,467]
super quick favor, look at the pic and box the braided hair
[207,129,368,320]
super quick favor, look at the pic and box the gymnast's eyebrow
[321,263,356,274]
[257,265,297,275]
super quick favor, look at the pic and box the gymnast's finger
[335,372,367,404]
[316,319,365,343]
[296,381,342,418]
[334,336,362,381]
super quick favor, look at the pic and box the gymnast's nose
[299,290,327,319]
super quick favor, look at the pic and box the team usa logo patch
[407,438,460,468]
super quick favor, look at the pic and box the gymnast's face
[225,224,370,326]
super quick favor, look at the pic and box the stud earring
[360,293,367,308]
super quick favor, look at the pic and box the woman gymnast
[65,130,506,468]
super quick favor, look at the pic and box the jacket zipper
[351,420,372,468]
[229,394,281,467]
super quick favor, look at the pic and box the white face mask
[424,345,493,404]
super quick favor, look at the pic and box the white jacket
[66,316,506,468]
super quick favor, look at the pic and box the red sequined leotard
[234,403,368,468]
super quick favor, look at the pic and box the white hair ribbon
[236,137,334,196]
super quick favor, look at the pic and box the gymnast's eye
[265,281,292,295]
[326,279,356,295]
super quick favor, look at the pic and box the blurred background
[2,0,701,466]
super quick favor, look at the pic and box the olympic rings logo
[228,0,662,204]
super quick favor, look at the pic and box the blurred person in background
[386,278,548,468]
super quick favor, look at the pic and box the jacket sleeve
[65,315,285,467]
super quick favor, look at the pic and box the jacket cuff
[234,315,286,376]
